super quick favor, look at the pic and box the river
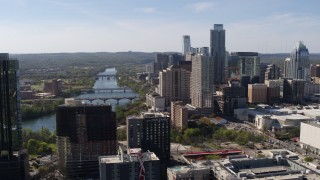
[22,68,138,132]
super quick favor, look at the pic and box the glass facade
[0,53,21,160]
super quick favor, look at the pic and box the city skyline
[0,0,320,53]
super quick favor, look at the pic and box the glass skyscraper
[0,53,27,180]
[210,24,226,84]
[284,41,310,81]
[182,35,191,55]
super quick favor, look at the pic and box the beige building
[190,54,215,108]
[171,101,188,130]
[248,83,267,103]
[146,92,165,111]
[158,65,190,106]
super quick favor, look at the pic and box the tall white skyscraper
[182,35,191,55]
[284,41,310,81]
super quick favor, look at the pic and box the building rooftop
[302,121,320,128]
[274,114,312,121]
[99,151,159,164]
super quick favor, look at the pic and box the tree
[117,128,127,141]
[27,139,39,154]
[304,157,313,162]
[38,142,49,153]
[183,128,201,144]
[199,117,211,125]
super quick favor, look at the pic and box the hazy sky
[0,0,319,53]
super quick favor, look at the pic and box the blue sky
[0,0,319,53]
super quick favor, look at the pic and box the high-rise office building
[283,78,305,104]
[56,99,117,179]
[0,53,29,180]
[265,64,281,81]
[158,65,191,105]
[265,80,281,105]
[240,76,251,97]
[190,54,215,108]
[153,53,169,74]
[182,35,191,55]
[196,47,210,56]
[259,63,269,83]
[284,41,310,81]
[228,52,260,80]
[284,58,291,79]
[218,80,247,115]
[248,84,267,104]
[210,24,226,84]
[126,113,170,161]
[126,112,170,180]
[168,53,184,66]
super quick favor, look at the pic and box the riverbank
[21,99,64,120]
[115,68,149,124]
[22,67,139,131]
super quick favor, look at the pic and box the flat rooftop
[99,152,159,164]
[302,121,320,128]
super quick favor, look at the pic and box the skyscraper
[228,52,260,80]
[56,99,117,179]
[210,24,226,84]
[158,65,191,105]
[153,53,169,74]
[190,54,215,108]
[284,41,310,81]
[0,53,28,180]
[126,112,170,180]
[218,80,247,115]
[248,84,267,104]
[265,64,280,81]
[182,35,191,55]
[283,78,305,104]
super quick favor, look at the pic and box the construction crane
[138,152,145,180]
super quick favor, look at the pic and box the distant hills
[260,53,320,64]
[13,52,156,69]
[12,52,320,70]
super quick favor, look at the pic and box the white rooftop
[99,151,159,164]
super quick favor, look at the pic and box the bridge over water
[96,74,117,80]
[75,96,139,105]
[81,87,132,93]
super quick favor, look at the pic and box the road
[227,119,320,160]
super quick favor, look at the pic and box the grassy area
[31,84,43,91]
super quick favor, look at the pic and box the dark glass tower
[56,102,117,179]
[210,24,226,84]
[0,53,27,180]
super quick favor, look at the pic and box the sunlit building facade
[190,54,215,108]
[284,41,310,81]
